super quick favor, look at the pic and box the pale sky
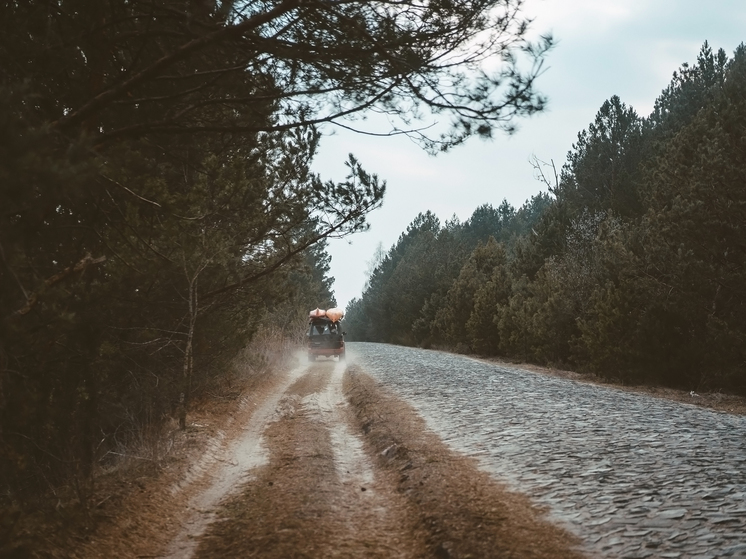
[311,0,746,309]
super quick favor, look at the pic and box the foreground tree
[1,0,553,501]
[1,0,551,150]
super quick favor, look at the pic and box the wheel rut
[193,361,426,558]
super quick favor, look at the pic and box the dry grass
[1,334,295,559]
[237,325,302,375]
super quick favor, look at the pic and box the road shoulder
[474,356,746,416]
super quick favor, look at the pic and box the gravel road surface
[349,342,746,559]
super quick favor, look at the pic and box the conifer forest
[346,42,746,396]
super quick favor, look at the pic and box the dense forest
[0,1,549,503]
[346,42,746,394]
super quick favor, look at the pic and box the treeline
[1,1,549,505]
[346,42,746,394]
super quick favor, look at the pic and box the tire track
[163,361,307,559]
[194,360,425,558]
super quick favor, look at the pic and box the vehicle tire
[339,351,346,362]
[308,354,315,362]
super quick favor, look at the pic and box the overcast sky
[311,0,746,309]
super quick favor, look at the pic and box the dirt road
[134,355,584,559]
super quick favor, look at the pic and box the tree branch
[51,0,301,133]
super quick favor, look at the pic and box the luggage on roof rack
[325,307,344,322]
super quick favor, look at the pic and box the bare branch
[101,174,162,207]
[529,154,559,193]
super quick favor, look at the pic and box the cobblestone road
[349,342,746,559]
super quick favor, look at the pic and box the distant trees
[348,42,746,394]
[1,0,551,501]
[345,198,544,346]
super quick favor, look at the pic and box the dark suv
[307,317,345,361]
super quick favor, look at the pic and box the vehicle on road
[307,308,346,362]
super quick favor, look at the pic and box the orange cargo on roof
[309,308,326,319]
[325,307,344,322]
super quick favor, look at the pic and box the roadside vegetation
[346,42,746,395]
